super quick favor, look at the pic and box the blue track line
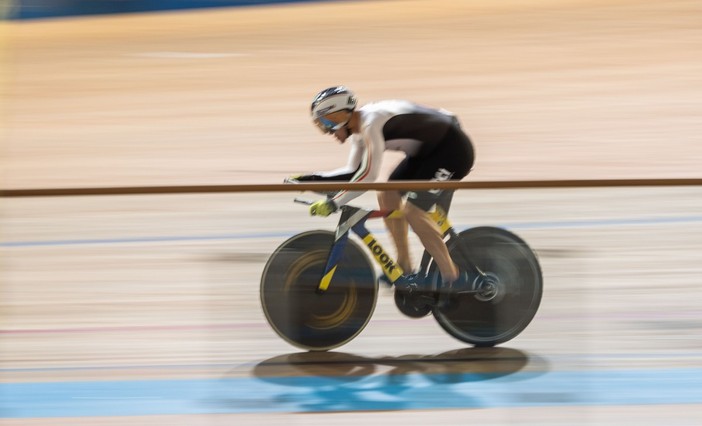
[1,215,701,248]
[1,368,701,417]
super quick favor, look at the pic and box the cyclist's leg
[405,193,460,283]
[403,127,474,284]
[378,190,412,272]
[380,157,416,272]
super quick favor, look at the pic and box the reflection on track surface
[3,348,702,418]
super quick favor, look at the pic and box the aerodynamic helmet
[310,86,357,133]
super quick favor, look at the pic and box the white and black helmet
[310,86,357,133]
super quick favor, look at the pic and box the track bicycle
[260,189,543,351]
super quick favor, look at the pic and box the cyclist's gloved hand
[310,199,337,217]
[287,174,321,182]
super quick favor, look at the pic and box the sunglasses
[314,116,345,134]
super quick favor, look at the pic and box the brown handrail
[1,178,701,198]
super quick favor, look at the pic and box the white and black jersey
[314,100,474,208]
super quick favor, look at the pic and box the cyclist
[289,86,475,287]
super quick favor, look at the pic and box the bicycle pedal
[393,273,412,289]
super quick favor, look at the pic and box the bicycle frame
[316,204,455,293]
[264,191,543,349]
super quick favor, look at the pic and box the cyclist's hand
[286,174,320,183]
[309,199,337,217]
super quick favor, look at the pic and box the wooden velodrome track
[1,0,701,424]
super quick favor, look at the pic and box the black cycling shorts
[388,123,475,211]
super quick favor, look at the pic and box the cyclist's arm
[331,124,384,207]
[298,137,364,181]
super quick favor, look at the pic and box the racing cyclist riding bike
[289,86,475,289]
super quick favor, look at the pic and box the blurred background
[1,0,701,424]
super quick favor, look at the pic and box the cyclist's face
[314,110,352,139]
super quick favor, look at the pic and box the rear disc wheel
[431,227,543,347]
